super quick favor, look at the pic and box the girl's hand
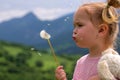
[88,75,100,80]
[55,66,67,80]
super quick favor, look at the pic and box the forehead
[74,7,90,23]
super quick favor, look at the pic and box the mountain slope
[0,12,120,54]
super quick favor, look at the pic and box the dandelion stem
[47,39,59,66]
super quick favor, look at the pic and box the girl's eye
[73,23,83,28]
[78,24,82,27]
[75,24,83,28]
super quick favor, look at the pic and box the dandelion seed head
[38,52,42,56]
[31,47,35,51]
[40,30,51,39]
[64,19,67,21]
[47,23,51,26]
[66,17,69,19]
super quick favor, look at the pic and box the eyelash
[74,24,83,28]
[78,24,82,27]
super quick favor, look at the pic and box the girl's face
[73,7,99,48]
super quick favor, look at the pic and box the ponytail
[102,0,120,24]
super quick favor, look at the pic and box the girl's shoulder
[77,54,89,63]
[77,54,101,64]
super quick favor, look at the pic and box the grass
[2,45,23,56]
[0,41,81,80]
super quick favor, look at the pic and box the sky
[0,0,105,22]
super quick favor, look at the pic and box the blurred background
[0,0,119,80]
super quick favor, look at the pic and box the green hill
[0,41,81,80]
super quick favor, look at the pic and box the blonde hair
[81,0,120,48]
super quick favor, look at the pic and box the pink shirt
[73,54,101,80]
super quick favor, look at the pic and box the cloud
[0,8,73,22]
[0,10,28,22]
[0,0,107,22]
[33,8,73,20]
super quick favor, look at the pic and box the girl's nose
[73,31,77,35]
[73,29,77,35]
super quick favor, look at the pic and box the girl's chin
[76,43,86,48]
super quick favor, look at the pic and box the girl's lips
[72,37,76,40]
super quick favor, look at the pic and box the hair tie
[106,4,110,8]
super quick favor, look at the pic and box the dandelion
[31,47,35,51]
[40,30,59,66]
[38,52,42,56]
[47,23,51,26]
[64,19,67,21]
[40,30,51,39]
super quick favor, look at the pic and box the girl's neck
[88,45,110,57]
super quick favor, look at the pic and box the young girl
[55,0,120,80]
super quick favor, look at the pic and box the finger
[56,70,65,77]
[55,66,64,73]
[57,66,63,70]
[59,71,66,79]
[55,66,66,80]
[59,73,67,80]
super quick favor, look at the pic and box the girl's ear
[98,24,109,37]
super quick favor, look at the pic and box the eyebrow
[74,21,82,25]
